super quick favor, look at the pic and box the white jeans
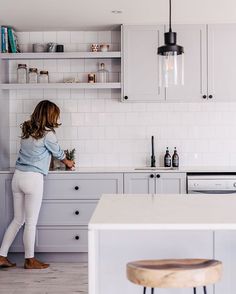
[0,169,44,258]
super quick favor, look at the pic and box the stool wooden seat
[127,259,222,293]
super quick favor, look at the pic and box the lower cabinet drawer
[9,227,88,253]
[38,201,97,226]
[35,227,88,252]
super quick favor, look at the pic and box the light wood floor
[0,263,88,294]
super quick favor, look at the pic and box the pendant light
[158,0,184,87]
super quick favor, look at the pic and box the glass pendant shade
[157,0,184,87]
[158,50,184,87]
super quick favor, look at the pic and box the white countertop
[89,194,236,230]
[1,166,236,174]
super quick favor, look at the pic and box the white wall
[9,31,236,168]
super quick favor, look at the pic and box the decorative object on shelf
[88,73,96,83]
[157,0,184,87]
[56,44,64,52]
[91,44,99,52]
[33,43,46,52]
[17,64,27,84]
[65,148,76,171]
[97,63,109,83]
[100,44,110,52]
[47,42,57,52]
[28,68,38,84]
[38,70,49,83]
[63,77,80,83]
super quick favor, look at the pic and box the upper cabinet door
[165,24,207,102]
[208,24,236,101]
[122,25,165,102]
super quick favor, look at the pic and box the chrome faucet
[151,136,156,167]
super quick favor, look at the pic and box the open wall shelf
[0,52,121,60]
[0,83,121,90]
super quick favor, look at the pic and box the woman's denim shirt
[16,131,65,175]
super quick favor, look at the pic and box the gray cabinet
[214,231,236,294]
[124,172,186,194]
[208,24,236,101]
[122,24,207,102]
[122,25,165,102]
[0,174,11,243]
[165,24,207,101]
[4,172,123,253]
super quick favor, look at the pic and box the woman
[0,100,74,269]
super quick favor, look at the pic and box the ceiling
[1,0,236,31]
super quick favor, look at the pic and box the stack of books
[1,26,20,53]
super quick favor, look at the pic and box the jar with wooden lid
[38,70,49,83]
[28,68,38,84]
[17,64,27,84]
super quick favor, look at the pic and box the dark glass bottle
[172,147,179,168]
[164,147,171,167]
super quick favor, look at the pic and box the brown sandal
[0,256,16,268]
[24,258,49,269]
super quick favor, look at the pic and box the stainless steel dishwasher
[187,174,236,194]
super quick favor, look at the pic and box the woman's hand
[61,158,75,169]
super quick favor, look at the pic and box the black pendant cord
[169,0,172,32]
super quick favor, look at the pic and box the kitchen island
[89,194,236,294]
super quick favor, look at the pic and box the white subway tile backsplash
[9,30,236,168]
[56,31,71,44]
[57,60,71,73]
[71,31,85,43]
[84,31,98,43]
[98,31,111,43]
[43,31,57,43]
[29,32,43,43]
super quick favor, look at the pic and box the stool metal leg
[143,287,146,294]
[193,287,197,294]
[203,286,207,294]
[151,288,154,294]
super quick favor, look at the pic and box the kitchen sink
[134,167,175,170]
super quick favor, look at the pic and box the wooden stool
[127,259,222,293]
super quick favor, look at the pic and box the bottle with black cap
[164,147,171,167]
[172,147,179,168]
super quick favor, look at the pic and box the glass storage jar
[38,71,49,83]
[17,64,27,84]
[97,63,109,83]
[28,68,38,84]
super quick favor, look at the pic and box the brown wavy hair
[21,100,61,139]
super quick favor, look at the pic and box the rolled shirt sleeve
[44,131,65,160]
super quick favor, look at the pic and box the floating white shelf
[0,83,121,90]
[0,52,121,60]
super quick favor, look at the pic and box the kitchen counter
[89,194,236,230]
[1,166,236,174]
[89,194,236,294]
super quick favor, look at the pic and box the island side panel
[214,231,236,294]
[96,230,214,294]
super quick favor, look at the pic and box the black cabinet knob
[74,186,79,191]
[124,96,128,100]
[75,210,79,215]
[208,95,213,99]
[75,235,80,240]
[150,174,154,178]
[202,95,207,99]
[156,174,161,178]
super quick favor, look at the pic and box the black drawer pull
[75,210,79,215]
[150,174,154,178]
[156,174,161,178]
[208,95,213,99]
[202,95,207,99]
[74,186,79,191]
[75,235,80,240]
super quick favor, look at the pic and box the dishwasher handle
[189,190,236,194]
